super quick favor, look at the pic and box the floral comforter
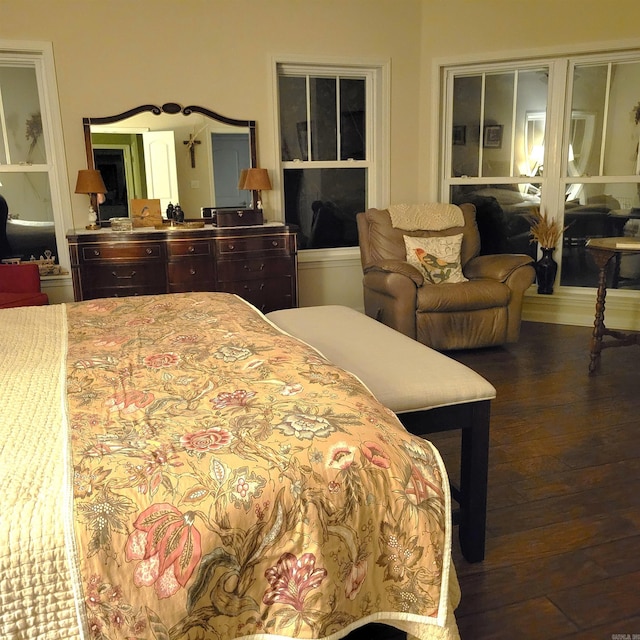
[65,292,458,640]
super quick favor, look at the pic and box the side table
[586,237,640,374]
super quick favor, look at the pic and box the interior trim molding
[522,286,640,331]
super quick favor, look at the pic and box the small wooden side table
[586,237,640,374]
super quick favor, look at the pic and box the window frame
[0,39,73,278]
[271,56,390,254]
[437,46,640,289]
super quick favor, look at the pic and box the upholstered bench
[266,305,496,563]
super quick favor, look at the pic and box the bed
[0,292,460,640]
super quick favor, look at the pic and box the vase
[535,247,558,294]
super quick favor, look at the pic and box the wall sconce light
[75,169,107,229]
[240,168,272,213]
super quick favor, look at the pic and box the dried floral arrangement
[25,112,42,162]
[634,101,640,125]
[524,207,569,249]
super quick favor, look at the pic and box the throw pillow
[404,234,468,284]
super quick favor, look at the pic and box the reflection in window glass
[452,75,481,178]
[279,76,307,161]
[561,183,640,289]
[279,64,373,251]
[483,72,514,178]
[340,78,365,160]
[0,65,46,165]
[310,77,337,161]
[284,168,366,249]
[1,172,57,261]
[450,183,540,257]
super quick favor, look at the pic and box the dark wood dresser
[67,224,298,313]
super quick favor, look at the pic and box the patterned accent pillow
[404,234,468,284]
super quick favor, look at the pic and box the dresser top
[67,222,293,241]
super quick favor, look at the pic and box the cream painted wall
[2,0,640,316]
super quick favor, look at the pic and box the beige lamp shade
[75,169,107,195]
[242,168,272,191]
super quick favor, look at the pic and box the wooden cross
[183,134,201,168]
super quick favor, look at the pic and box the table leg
[589,251,614,374]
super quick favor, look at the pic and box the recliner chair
[356,204,535,350]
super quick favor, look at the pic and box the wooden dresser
[67,224,298,313]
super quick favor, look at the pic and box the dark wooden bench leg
[458,401,489,563]
[398,399,490,563]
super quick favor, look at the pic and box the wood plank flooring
[427,321,640,639]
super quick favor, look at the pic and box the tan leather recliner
[356,204,536,351]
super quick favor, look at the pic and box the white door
[142,131,179,211]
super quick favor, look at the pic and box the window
[276,62,387,250]
[0,42,71,274]
[441,51,640,290]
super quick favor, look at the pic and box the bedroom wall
[1,0,639,313]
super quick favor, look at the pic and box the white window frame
[0,39,73,279]
[271,55,390,257]
[433,40,640,330]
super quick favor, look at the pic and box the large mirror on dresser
[83,103,257,224]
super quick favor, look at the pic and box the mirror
[83,103,257,223]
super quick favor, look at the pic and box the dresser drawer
[219,276,295,313]
[166,240,212,257]
[214,235,292,256]
[80,243,163,262]
[168,259,216,290]
[216,256,293,282]
[81,263,166,291]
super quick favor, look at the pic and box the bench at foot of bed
[266,305,495,563]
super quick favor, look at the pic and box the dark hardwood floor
[425,320,640,639]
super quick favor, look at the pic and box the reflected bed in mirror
[83,103,257,224]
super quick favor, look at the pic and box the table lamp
[75,169,107,229]
[241,168,272,213]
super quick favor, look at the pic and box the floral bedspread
[65,292,455,640]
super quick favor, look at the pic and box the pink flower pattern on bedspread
[65,292,451,640]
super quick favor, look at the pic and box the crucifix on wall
[183,133,201,168]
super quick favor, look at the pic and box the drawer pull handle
[146,248,153,255]
[188,245,195,253]
[227,244,235,251]
[190,268,196,275]
[112,270,136,280]
[244,263,265,271]
[271,241,278,247]
[93,249,101,257]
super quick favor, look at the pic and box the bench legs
[398,399,490,563]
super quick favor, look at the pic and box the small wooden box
[213,208,263,227]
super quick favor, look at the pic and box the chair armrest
[464,254,534,283]
[364,260,424,286]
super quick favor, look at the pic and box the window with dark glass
[278,67,370,250]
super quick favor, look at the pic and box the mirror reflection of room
[88,108,252,222]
